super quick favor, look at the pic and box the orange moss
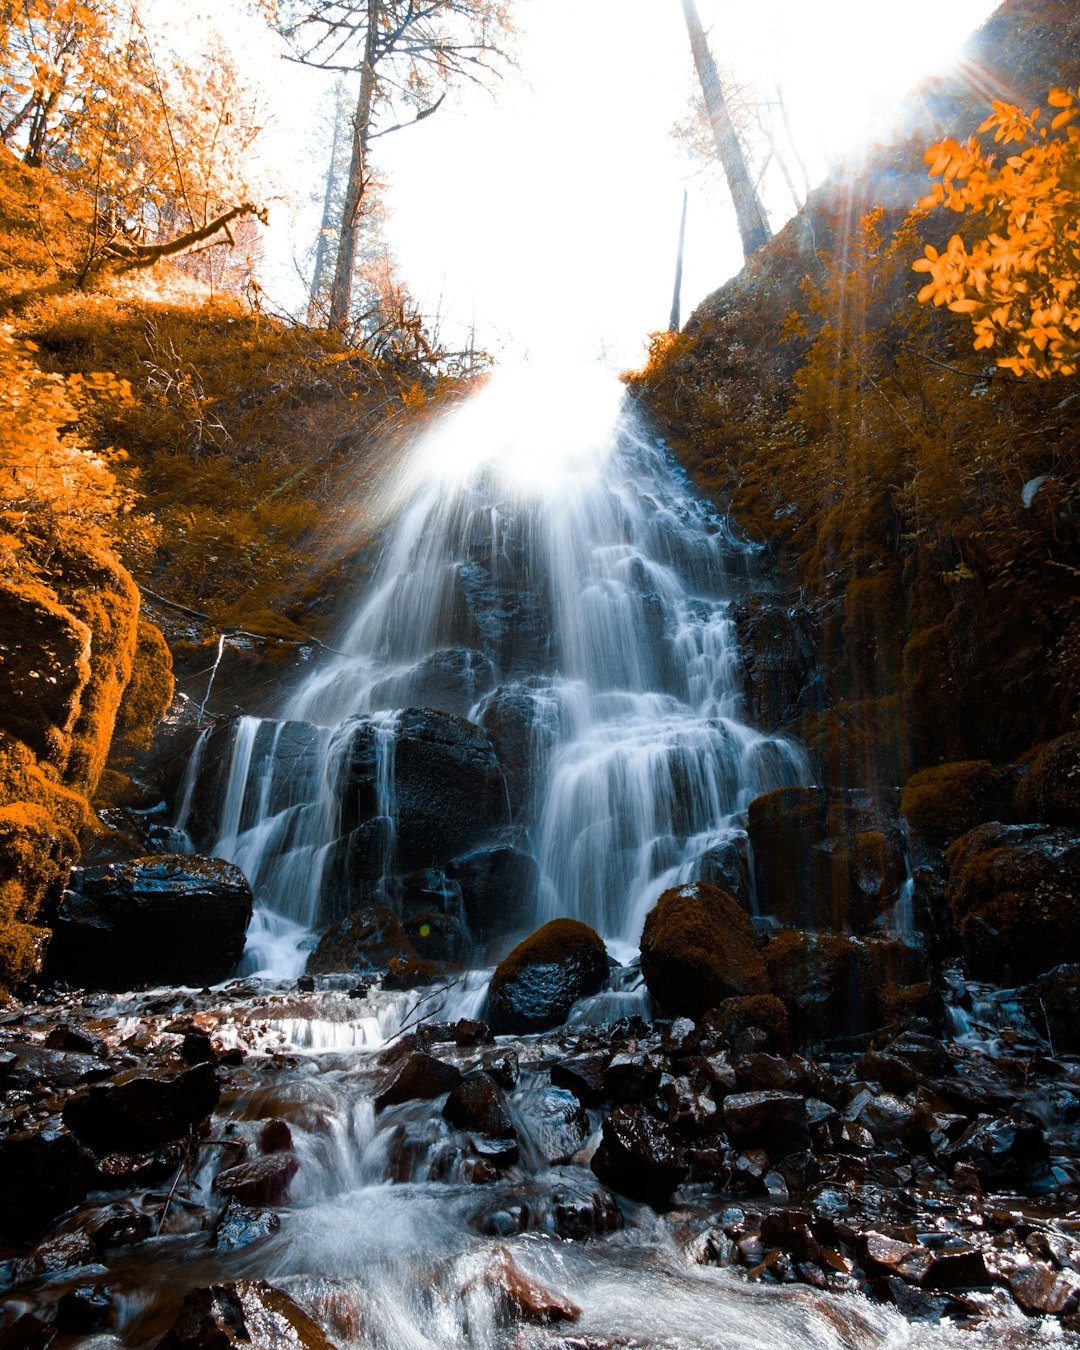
[114,620,174,749]
[711,993,790,1052]
[902,760,1014,847]
[0,800,78,992]
[494,919,606,981]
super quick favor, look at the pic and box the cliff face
[633,0,1080,789]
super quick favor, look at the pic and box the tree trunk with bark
[328,0,379,331]
[679,0,770,260]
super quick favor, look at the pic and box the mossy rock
[639,882,767,1018]
[487,918,608,1035]
[0,801,79,992]
[113,621,174,750]
[1015,734,1080,828]
[945,822,1080,983]
[710,993,790,1053]
[307,903,415,976]
[902,760,1018,852]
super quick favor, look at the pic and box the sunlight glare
[405,358,625,498]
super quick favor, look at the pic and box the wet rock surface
[3,966,1080,1345]
[47,855,253,990]
[487,920,609,1035]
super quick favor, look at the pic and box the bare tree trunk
[308,84,347,326]
[328,0,379,331]
[679,0,770,260]
[669,188,688,331]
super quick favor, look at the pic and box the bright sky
[202,0,1001,365]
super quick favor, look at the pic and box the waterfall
[187,364,807,977]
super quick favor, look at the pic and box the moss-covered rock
[1015,734,1080,828]
[764,929,926,1049]
[902,760,1018,852]
[709,993,790,1053]
[748,786,906,933]
[113,621,174,751]
[945,822,1080,982]
[307,903,414,976]
[639,882,768,1018]
[487,919,608,1034]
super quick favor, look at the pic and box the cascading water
[183,363,806,978]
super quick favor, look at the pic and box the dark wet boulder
[945,823,1080,982]
[54,1286,113,1334]
[214,1153,299,1206]
[307,903,413,976]
[550,1053,608,1106]
[486,919,608,1034]
[468,1245,580,1325]
[374,1051,460,1110]
[444,846,539,949]
[522,1086,589,1163]
[747,786,907,933]
[639,882,768,1018]
[901,760,1018,855]
[0,1127,95,1242]
[443,1070,515,1137]
[763,930,925,1049]
[604,1051,663,1104]
[1030,964,1080,1054]
[708,994,790,1054]
[47,855,252,990]
[158,1280,336,1350]
[691,832,753,911]
[729,596,820,730]
[937,1110,1050,1192]
[1015,733,1080,827]
[62,1062,219,1154]
[1009,1263,1080,1316]
[722,1090,811,1157]
[368,647,496,719]
[548,1170,624,1239]
[336,708,509,876]
[590,1106,688,1208]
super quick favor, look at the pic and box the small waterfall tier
[176,365,807,976]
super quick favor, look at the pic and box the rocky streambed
[2,954,1080,1348]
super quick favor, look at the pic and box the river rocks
[47,855,253,990]
[1016,733,1080,827]
[214,1152,300,1206]
[945,823,1080,981]
[158,1280,336,1350]
[211,1202,281,1250]
[368,647,496,719]
[374,1051,460,1109]
[487,919,609,1034]
[722,1090,811,1157]
[0,1127,95,1241]
[62,1062,219,1153]
[591,1105,689,1207]
[639,882,768,1017]
[443,1070,515,1137]
[467,1246,580,1325]
[747,786,906,933]
[938,1110,1050,1192]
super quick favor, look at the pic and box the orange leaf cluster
[913,86,1080,377]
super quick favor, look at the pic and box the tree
[275,0,512,329]
[678,0,770,261]
[0,0,269,281]
[913,85,1080,378]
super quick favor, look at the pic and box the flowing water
[177,364,807,976]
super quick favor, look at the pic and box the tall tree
[277,0,512,330]
[679,0,770,260]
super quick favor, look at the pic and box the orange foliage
[914,86,1080,377]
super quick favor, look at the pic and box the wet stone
[549,1172,624,1240]
[722,1090,811,1157]
[1009,1262,1080,1315]
[211,1201,282,1250]
[214,1152,299,1206]
[62,1062,220,1154]
[483,1048,520,1090]
[590,1106,689,1208]
[158,1280,337,1349]
[605,1052,662,1104]
[0,1126,96,1242]
[521,1086,589,1164]
[259,1118,293,1154]
[550,1053,608,1106]
[443,1071,516,1138]
[83,1202,153,1251]
[54,1285,112,1334]
[374,1052,461,1110]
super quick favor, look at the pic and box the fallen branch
[99,203,268,271]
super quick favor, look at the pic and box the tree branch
[368,91,445,139]
[99,202,268,270]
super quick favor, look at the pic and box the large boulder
[445,845,539,950]
[590,1106,688,1208]
[62,1062,219,1154]
[478,681,556,816]
[946,823,1080,982]
[902,760,1019,854]
[47,855,253,990]
[486,919,608,1034]
[306,903,413,976]
[0,1126,96,1242]
[336,708,509,877]
[747,786,906,933]
[639,882,768,1018]
[764,930,927,1049]
[1015,733,1080,827]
